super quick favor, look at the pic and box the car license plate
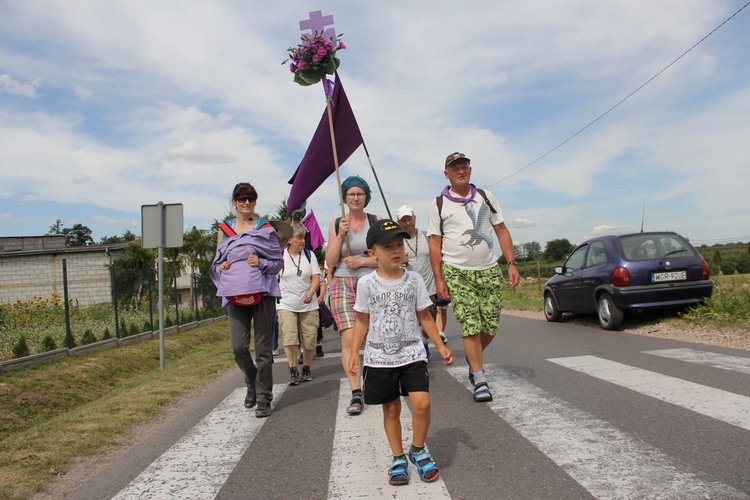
[651,271,686,282]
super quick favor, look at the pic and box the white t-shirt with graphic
[427,189,504,271]
[353,269,433,368]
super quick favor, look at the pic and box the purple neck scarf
[441,184,477,205]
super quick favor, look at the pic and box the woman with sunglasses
[326,175,382,415]
[210,182,283,418]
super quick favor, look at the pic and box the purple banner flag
[286,73,363,216]
[300,210,326,250]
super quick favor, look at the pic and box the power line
[487,1,750,188]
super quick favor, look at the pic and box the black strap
[436,188,496,235]
[335,213,378,235]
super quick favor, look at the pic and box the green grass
[0,321,234,500]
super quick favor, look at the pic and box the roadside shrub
[143,320,152,332]
[682,284,750,323]
[165,316,174,328]
[736,253,750,274]
[707,260,719,277]
[12,335,30,358]
[129,322,139,336]
[721,258,737,276]
[120,318,128,337]
[41,335,58,352]
[80,329,97,345]
[101,327,112,340]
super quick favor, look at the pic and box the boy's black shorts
[362,361,429,405]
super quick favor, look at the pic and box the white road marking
[548,355,750,432]
[643,348,750,375]
[447,364,745,499]
[328,379,451,498]
[112,384,286,500]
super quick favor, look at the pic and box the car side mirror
[555,266,564,275]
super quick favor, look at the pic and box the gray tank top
[334,216,374,278]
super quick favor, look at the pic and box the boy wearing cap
[348,219,453,486]
[428,152,520,404]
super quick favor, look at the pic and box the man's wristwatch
[507,260,518,266]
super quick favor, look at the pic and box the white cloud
[511,218,536,228]
[0,213,26,225]
[164,141,236,165]
[0,74,39,97]
[90,215,139,229]
[73,85,93,98]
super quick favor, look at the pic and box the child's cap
[366,218,411,249]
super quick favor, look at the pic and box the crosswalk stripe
[548,355,750,432]
[447,364,745,499]
[112,384,287,499]
[643,348,750,375]
[328,379,451,498]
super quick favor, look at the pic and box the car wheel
[597,294,623,331]
[544,293,563,322]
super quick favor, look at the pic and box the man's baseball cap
[445,152,470,168]
[366,219,411,249]
[395,205,415,221]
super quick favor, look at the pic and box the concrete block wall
[0,247,119,307]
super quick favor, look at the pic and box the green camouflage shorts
[443,264,503,337]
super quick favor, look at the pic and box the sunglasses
[235,196,257,203]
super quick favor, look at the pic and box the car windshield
[619,234,696,261]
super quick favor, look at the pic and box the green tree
[736,253,750,274]
[113,242,157,311]
[182,226,216,306]
[523,241,543,261]
[100,230,138,244]
[48,220,95,246]
[544,238,574,261]
[48,219,64,235]
[712,250,722,268]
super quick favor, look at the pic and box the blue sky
[1,1,749,249]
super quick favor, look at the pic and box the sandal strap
[346,395,364,413]
[409,449,439,480]
[473,382,493,401]
[388,457,409,484]
[389,457,408,473]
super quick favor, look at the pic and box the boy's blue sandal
[408,449,439,482]
[388,456,409,486]
[473,381,493,402]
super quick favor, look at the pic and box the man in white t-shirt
[427,152,520,403]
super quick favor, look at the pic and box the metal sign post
[142,202,183,370]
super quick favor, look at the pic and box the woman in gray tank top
[326,175,381,415]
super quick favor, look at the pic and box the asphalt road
[64,313,750,499]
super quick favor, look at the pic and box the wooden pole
[326,93,352,256]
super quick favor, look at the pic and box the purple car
[543,231,713,330]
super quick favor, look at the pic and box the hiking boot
[254,401,271,418]
[289,367,301,386]
[243,386,256,409]
[301,367,312,382]
[315,345,324,358]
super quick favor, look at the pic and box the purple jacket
[210,225,283,309]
